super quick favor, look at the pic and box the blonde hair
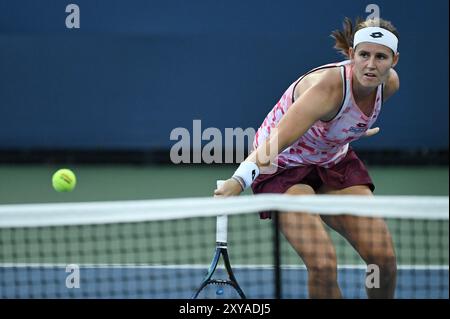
[331,17,399,58]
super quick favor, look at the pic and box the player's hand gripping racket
[191,180,246,299]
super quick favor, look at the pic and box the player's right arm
[215,69,343,196]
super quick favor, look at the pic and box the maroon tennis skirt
[251,147,375,219]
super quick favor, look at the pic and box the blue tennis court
[1,265,447,299]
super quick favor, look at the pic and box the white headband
[353,27,398,53]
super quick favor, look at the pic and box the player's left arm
[364,68,400,137]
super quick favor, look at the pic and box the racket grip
[216,180,228,244]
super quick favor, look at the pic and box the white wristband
[232,161,260,189]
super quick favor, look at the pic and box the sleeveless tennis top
[253,60,383,168]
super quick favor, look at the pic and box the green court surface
[0,165,448,204]
[0,165,448,266]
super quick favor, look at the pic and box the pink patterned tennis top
[253,60,383,168]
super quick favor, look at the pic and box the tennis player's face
[351,43,399,88]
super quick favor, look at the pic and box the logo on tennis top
[370,32,384,38]
[252,169,256,180]
[349,123,368,134]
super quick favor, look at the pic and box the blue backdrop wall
[0,0,448,151]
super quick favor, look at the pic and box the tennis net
[0,194,448,299]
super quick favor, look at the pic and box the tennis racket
[191,180,246,299]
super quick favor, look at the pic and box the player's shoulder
[383,68,400,102]
[388,68,400,88]
[293,66,344,118]
[316,67,343,90]
[293,63,345,111]
[301,65,343,93]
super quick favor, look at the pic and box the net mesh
[0,195,448,299]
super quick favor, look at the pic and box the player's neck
[352,75,377,102]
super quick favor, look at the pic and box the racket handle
[216,180,228,244]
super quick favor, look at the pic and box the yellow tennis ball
[52,169,77,192]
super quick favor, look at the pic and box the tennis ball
[52,169,77,192]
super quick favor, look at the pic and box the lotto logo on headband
[370,32,384,38]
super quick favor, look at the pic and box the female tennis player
[215,17,400,299]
